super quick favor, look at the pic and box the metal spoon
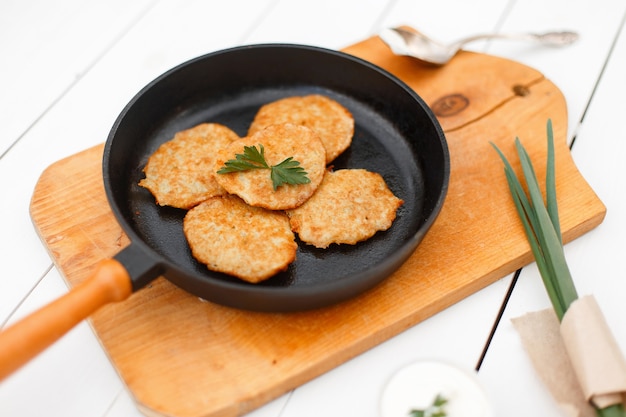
[379,27,579,65]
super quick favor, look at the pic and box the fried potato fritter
[139,123,240,209]
[214,123,326,210]
[248,95,354,164]
[139,95,405,283]
[286,169,404,248]
[183,195,297,283]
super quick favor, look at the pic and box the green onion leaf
[491,120,576,321]
[493,119,624,417]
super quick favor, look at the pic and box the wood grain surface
[29,32,606,417]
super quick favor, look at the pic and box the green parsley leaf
[217,144,310,190]
[216,144,270,172]
[409,394,448,417]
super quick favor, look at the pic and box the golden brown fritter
[214,123,326,210]
[248,95,354,164]
[286,169,403,248]
[142,95,404,283]
[183,195,297,283]
[139,123,240,209]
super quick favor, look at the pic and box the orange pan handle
[0,258,132,381]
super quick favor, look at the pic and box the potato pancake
[248,95,354,164]
[139,123,240,209]
[183,195,297,283]
[286,169,403,248]
[215,123,326,210]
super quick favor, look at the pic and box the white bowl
[380,360,493,417]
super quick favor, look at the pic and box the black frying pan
[0,44,449,379]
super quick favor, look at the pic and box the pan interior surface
[104,45,448,311]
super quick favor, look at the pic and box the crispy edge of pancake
[183,195,297,283]
[139,123,240,209]
[248,94,354,164]
[214,123,326,210]
[286,169,404,248]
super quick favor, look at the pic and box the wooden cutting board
[29,31,606,417]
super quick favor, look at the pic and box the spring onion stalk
[492,120,625,417]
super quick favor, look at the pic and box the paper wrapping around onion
[513,295,626,417]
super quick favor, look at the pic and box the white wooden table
[1,1,624,416]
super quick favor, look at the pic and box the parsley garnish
[409,394,448,417]
[216,144,310,190]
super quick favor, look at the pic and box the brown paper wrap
[512,295,626,416]
[561,295,626,409]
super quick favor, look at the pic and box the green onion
[492,119,625,417]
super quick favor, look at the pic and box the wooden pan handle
[0,259,132,381]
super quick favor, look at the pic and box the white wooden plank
[0,0,276,327]
[0,0,156,156]
[277,279,512,417]
[0,2,507,415]
[478,8,626,417]
[242,0,391,49]
[380,0,513,45]
[0,268,125,417]
[3,1,623,417]
[0,0,156,323]
[487,0,626,144]
[564,14,626,354]
[105,374,290,417]
[249,2,517,415]
[103,389,145,417]
[0,2,300,417]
